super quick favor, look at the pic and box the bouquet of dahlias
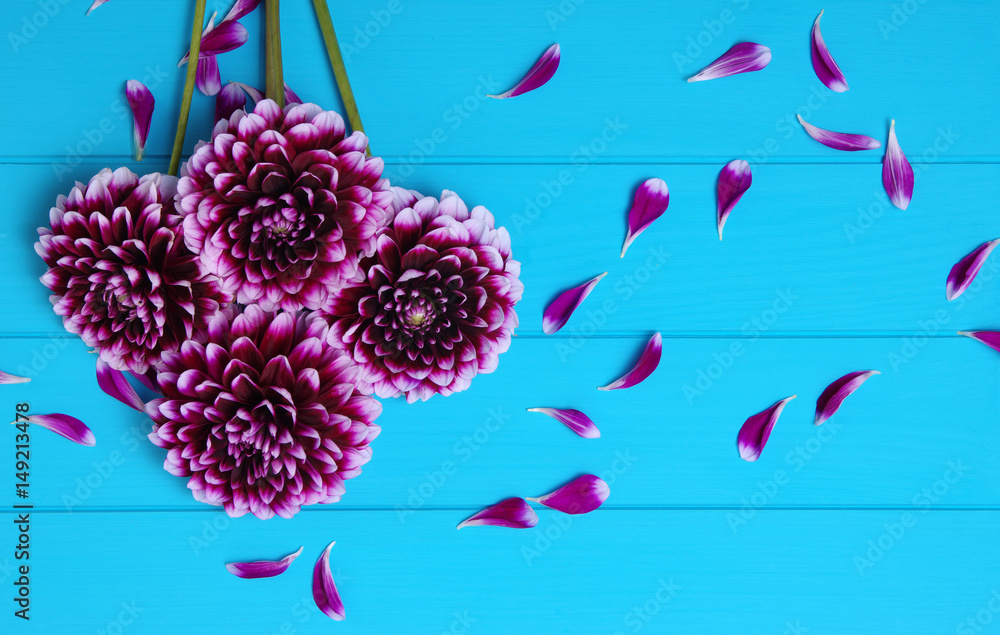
[33,0,522,520]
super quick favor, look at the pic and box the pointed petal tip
[226,546,304,579]
[542,272,608,334]
[529,475,610,514]
[798,115,880,151]
[737,396,795,462]
[313,541,345,621]
[457,498,538,529]
[490,42,560,99]
[21,414,96,446]
[947,239,1000,301]
[526,407,600,438]
[0,371,31,385]
[687,42,771,82]
[813,372,878,426]
[597,332,662,391]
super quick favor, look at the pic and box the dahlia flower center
[400,292,442,330]
[250,201,320,266]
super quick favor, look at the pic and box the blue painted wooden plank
[6,161,1000,336]
[3,509,999,633]
[3,334,996,511]
[0,0,995,161]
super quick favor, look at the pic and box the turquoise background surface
[2,0,999,633]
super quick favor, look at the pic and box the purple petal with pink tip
[737,396,795,462]
[687,42,771,82]
[811,10,848,92]
[814,371,879,426]
[488,43,560,99]
[527,408,600,439]
[947,240,1000,301]
[285,83,302,105]
[96,359,145,411]
[882,120,914,210]
[543,272,607,335]
[87,0,111,15]
[0,371,30,385]
[223,0,263,22]
[598,332,661,391]
[197,55,222,96]
[797,115,880,151]
[178,20,249,65]
[457,498,538,529]
[527,475,609,514]
[312,542,345,621]
[227,546,303,579]
[621,178,669,257]
[15,414,95,446]
[717,159,752,239]
[125,80,154,161]
[195,16,222,96]
[960,331,1000,354]
[216,82,247,122]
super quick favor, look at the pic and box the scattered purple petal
[87,0,111,15]
[797,115,880,151]
[527,475,609,514]
[227,547,304,579]
[457,498,538,529]
[814,371,879,426]
[716,159,752,240]
[947,240,1000,301]
[598,332,662,391]
[215,82,248,122]
[882,120,914,210]
[737,396,795,462]
[488,43,560,99]
[959,331,1000,354]
[527,408,600,439]
[0,371,30,385]
[14,414,95,446]
[811,10,848,92]
[312,542,345,621]
[125,80,154,161]
[687,42,771,82]
[197,55,222,96]
[96,359,145,412]
[621,178,669,257]
[542,272,607,335]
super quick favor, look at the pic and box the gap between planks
[0,332,979,340]
[2,156,999,167]
[5,506,1000,514]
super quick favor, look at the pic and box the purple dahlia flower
[35,168,228,374]
[146,305,381,519]
[323,188,523,403]
[176,99,393,312]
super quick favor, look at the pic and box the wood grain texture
[2,336,996,511]
[0,1,995,161]
[5,161,1000,336]
[1,0,997,632]
[7,509,1000,634]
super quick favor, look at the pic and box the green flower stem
[168,0,207,177]
[312,0,369,155]
[265,0,284,108]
